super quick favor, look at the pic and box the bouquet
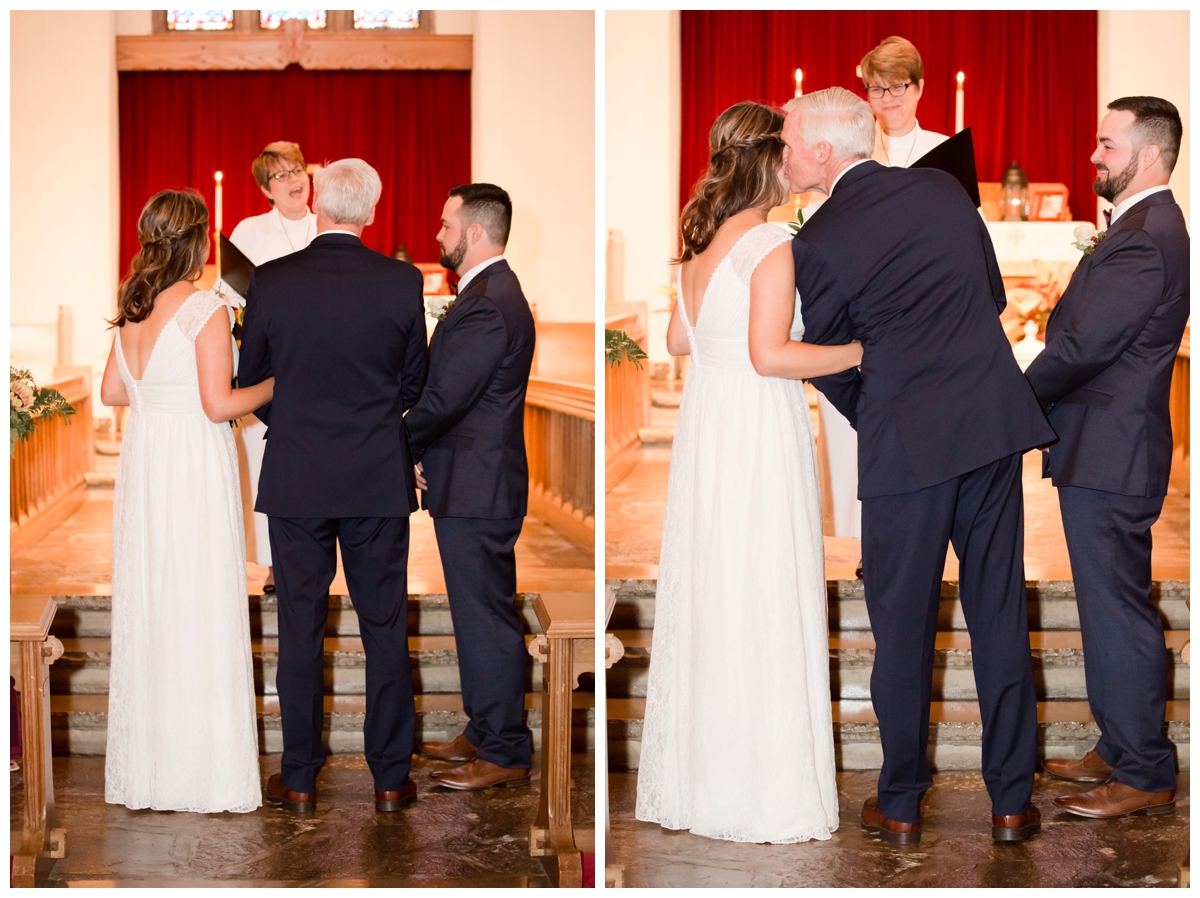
[10,367,75,457]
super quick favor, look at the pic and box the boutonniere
[785,205,805,236]
[1072,224,1106,256]
[426,295,455,322]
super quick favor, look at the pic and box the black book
[219,232,255,298]
[909,127,981,208]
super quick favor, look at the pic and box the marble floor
[12,753,594,887]
[609,770,1189,888]
[606,445,1190,581]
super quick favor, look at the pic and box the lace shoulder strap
[730,223,792,286]
[176,291,229,343]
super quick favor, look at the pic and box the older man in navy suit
[405,184,537,791]
[1026,97,1188,820]
[784,87,1055,845]
[240,159,428,815]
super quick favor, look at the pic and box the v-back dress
[634,223,839,843]
[105,290,261,813]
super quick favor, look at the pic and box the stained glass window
[260,10,327,30]
[167,10,235,31]
[353,10,420,30]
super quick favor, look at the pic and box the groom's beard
[1093,154,1139,203]
[439,233,468,272]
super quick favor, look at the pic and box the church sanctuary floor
[11,753,594,887]
[605,445,1190,580]
[608,770,1189,888]
[10,488,595,596]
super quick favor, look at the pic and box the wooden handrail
[524,380,595,556]
[1169,324,1189,493]
[527,377,595,421]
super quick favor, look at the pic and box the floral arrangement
[10,367,75,456]
[784,205,805,236]
[426,295,455,322]
[1072,224,1106,256]
[1000,259,1075,344]
[605,329,648,369]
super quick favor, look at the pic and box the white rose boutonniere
[425,295,455,322]
[1072,224,1106,255]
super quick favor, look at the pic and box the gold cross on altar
[1007,228,1027,248]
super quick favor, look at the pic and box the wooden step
[49,692,596,757]
[606,577,1191,631]
[605,699,1192,773]
[50,636,556,697]
[606,630,1192,701]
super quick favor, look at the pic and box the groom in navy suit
[405,184,537,791]
[240,159,428,814]
[1026,96,1188,819]
[783,88,1054,844]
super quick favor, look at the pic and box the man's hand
[414,462,427,491]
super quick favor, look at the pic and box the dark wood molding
[119,16,469,71]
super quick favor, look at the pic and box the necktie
[1103,208,1112,227]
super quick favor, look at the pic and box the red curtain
[118,66,471,273]
[682,11,1098,222]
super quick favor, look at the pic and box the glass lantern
[1001,160,1029,222]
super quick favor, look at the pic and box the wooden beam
[116,31,472,71]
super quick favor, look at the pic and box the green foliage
[10,367,76,457]
[605,329,649,369]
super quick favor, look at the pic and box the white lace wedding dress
[106,290,262,813]
[635,223,839,843]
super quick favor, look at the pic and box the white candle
[794,68,803,98]
[214,170,223,235]
[955,72,965,133]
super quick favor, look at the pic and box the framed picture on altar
[1030,184,1071,221]
[416,262,451,295]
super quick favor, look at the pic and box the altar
[987,220,1085,279]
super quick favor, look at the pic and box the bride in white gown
[100,190,275,813]
[635,102,862,843]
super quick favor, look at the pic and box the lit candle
[794,68,803,98]
[214,170,223,235]
[955,71,965,133]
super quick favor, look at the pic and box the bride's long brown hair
[677,102,788,262]
[111,190,209,327]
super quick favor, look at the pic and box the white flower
[1072,223,1105,255]
[425,295,455,321]
[10,380,34,411]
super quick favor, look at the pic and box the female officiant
[223,141,317,593]
[815,37,952,543]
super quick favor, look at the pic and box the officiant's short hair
[313,159,382,225]
[1109,96,1183,173]
[449,183,512,248]
[251,141,307,197]
[785,88,875,162]
[860,36,924,87]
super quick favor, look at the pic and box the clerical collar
[830,158,871,195]
[1108,184,1171,226]
[457,254,505,295]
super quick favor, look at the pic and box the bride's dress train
[635,223,839,843]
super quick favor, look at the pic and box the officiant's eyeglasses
[865,82,912,99]
[268,167,307,181]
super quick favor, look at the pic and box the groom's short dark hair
[1109,96,1182,173]
[449,183,512,248]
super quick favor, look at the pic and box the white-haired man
[240,158,429,815]
[782,87,1054,845]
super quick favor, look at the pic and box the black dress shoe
[992,803,1040,842]
[266,772,316,813]
[375,777,417,812]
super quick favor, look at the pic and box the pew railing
[604,310,650,491]
[10,374,94,551]
[1170,324,1189,493]
[525,378,595,555]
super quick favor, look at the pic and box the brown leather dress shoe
[860,796,921,845]
[1042,750,1113,783]
[266,773,317,813]
[992,802,1040,842]
[1054,780,1176,819]
[375,777,417,812]
[428,758,531,791]
[420,733,479,762]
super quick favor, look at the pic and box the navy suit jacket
[404,258,536,519]
[796,160,1054,498]
[238,232,428,518]
[1025,189,1189,497]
